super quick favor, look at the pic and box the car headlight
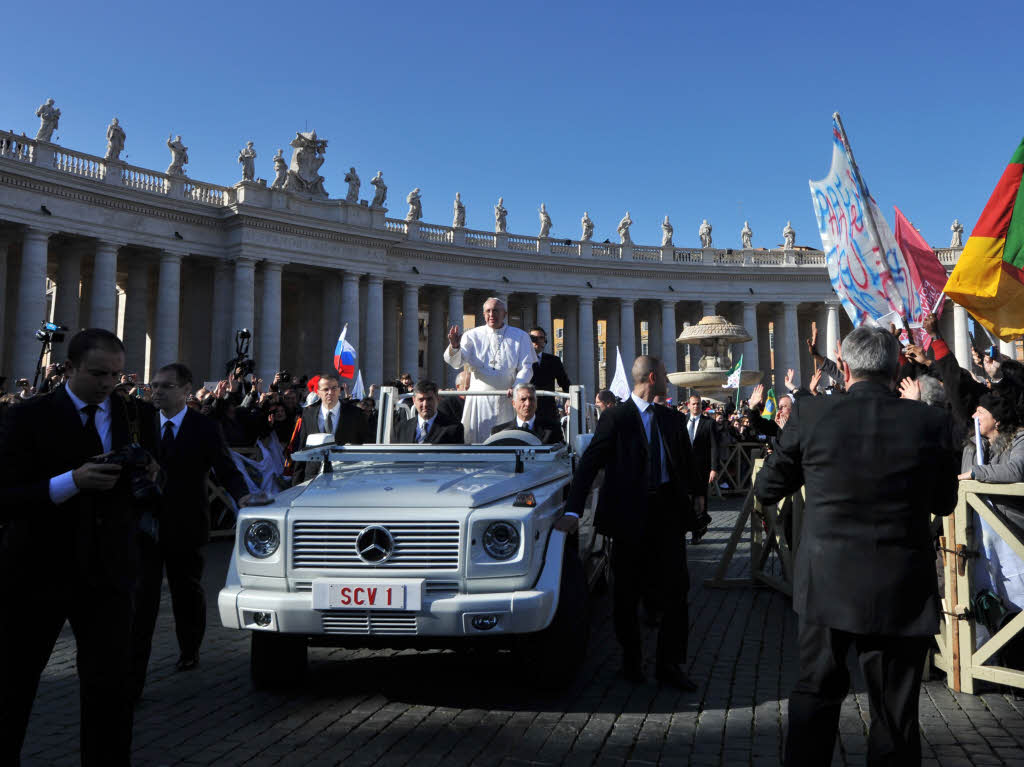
[482,521,520,561]
[244,519,280,558]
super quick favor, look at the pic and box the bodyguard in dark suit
[528,326,571,421]
[130,363,252,697]
[490,382,564,444]
[437,369,469,425]
[0,329,159,766]
[754,327,959,766]
[683,394,720,542]
[292,371,375,484]
[395,379,465,444]
[560,356,704,690]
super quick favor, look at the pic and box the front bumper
[218,530,567,638]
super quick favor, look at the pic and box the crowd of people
[3,296,1024,766]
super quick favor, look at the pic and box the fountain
[667,315,763,393]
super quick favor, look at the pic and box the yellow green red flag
[944,137,1024,340]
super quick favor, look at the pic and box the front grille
[291,521,460,570]
[424,580,460,599]
[321,611,418,635]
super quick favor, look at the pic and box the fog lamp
[253,611,273,627]
[471,615,499,631]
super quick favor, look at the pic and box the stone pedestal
[234,180,270,207]
[406,221,421,241]
[579,242,593,258]
[660,244,674,262]
[538,237,551,256]
[103,160,123,186]
[451,228,466,246]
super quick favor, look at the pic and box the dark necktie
[81,404,104,457]
[648,408,663,490]
[161,421,176,457]
[326,411,334,433]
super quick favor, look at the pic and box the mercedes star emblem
[355,525,395,564]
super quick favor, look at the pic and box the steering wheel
[482,429,542,447]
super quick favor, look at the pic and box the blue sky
[5,0,1022,250]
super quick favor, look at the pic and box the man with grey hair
[490,382,562,444]
[560,355,705,691]
[755,326,959,765]
[444,297,537,443]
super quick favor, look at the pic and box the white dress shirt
[687,414,701,444]
[160,406,188,439]
[630,393,670,485]
[516,416,536,430]
[318,402,342,433]
[416,415,437,442]
[49,385,114,505]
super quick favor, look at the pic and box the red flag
[894,207,948,347]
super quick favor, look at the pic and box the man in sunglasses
[528,326,571,422]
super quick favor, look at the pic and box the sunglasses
[529,336,546,343]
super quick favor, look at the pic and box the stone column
[401,282,420,379]
[741,302,760,377]
[577,297,595,396]
[604,305,620,386]
[152,252,182,367]
[661,300,678,371]
[232,258,256,363]
[122,260,149,377]
[777,302,801,387]
[953,304,971,369]
[382,286,398,382]
[648,303,663,362]
[428,290,445,384]
[536,294,552,337]
[88,241,120,332]
[258,262,283,383]
[0,240,8,372]
[703,301,717,318]
[825,301,841,362]
[562,299,578,383]
[51,245,82,361]
[341,271,361,356]
[447,287,464,385]
[364,276,384,388]
[619,298,636,368]
[12,228,51,380]
[209,261,232,379]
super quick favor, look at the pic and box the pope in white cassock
[444,297,537,443]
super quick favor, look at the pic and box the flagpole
[833,111,911,332]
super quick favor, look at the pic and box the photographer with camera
[0,328,161,766]
[129,362,258,699]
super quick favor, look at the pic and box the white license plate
[318,582,406,610]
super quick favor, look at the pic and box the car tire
[517,541,589,690]
[250,632,308,689]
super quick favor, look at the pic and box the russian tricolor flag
[333,324,357,380]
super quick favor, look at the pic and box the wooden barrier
[712,441,764,498]
[705,458,803,594]
[933,481,1024,694]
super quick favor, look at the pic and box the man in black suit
[559,356,704,690]
[395,379,465,444]
[130,363,253,697]
[683,394,720,543]
[437,369,469,425]
[0,328,159,766]
[490,382,563,444]
[292,371,374,484]
[754,327,959,766]
[528,326,571,421]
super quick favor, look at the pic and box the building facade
[0,122,980,395]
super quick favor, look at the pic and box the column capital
[578,295,594,306]
[159,252,183,265]
[232,256,257,267]
[661,297,677,308]
[22,227,52,244]
[366,274,384,286]
[535,292,551,301]
[95,240,125,252]
[448,285,465,296]
[619,297,636,308]
[261,260,284,273]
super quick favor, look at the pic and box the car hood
[291,460,569,508]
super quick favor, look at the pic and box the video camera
[225,328,256,378]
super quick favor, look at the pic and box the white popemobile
[218,386,607,688]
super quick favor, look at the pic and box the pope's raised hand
[448,325,462,350]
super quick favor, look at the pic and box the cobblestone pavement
[21,499,1024,766]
